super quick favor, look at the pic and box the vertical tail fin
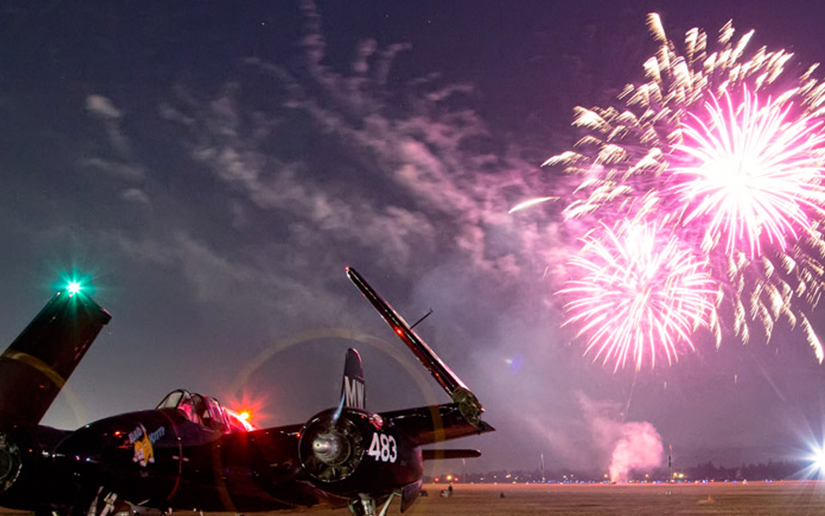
[0,289,111,427]
[340,348,365,410]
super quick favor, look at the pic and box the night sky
[2,0,825,475]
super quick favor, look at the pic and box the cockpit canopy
[157,389,254,433]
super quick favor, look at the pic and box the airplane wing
[421,449,481,460]
[0,288,111,427]
[346,267,488,428]
[380,403,494,447]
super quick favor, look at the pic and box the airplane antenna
[410,308,433,330]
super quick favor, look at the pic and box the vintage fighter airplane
[0,267,493,516]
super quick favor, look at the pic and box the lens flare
[560,220,717,371]
[811,445,825,473]
[541,14,825,365]
[226,408,256,431]
[224,390,268,428]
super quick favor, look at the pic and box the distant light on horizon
[809,443,825,474]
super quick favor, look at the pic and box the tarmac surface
[398,481,825,515]
[281,481,825,516]
[4,481,825,516]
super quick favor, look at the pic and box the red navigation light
[226,408,256,431]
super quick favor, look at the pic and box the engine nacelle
[298,409,368,483]
[298,408,422,497]
[0,426,75,512]
[0,432,21,494]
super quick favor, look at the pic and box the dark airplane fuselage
[0,407,424,514]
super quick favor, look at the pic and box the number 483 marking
[367,432,397,463]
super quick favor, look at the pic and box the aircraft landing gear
[70,486,130,516]
[348,492,399,516]
[32,507,62,516]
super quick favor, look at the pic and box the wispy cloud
[81,157,145,182]
[83,94,150,206]
[159,1,563,288]
[85,94,131,155]
[85,95,122,120]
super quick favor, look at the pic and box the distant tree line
[426,459,809,484]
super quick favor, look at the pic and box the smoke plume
[578,394,664,482]
[608,421,663,482]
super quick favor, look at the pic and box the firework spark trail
[508,196,559,214]
[537,14,825,366]
[673,88,825,258]
[560,220,717,371]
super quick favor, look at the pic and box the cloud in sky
[154,3,562,287]
[85,94,122,120]
[85,94,131,156]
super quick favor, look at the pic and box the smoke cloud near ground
[580,394,663,481]
[608,421,664,482]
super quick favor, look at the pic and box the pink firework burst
[537,14,825,362]
[561,220,717,371]
[673,88,825,258]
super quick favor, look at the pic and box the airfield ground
[287,481,825,516]
[393,481,825,516]
[4,481,825,515]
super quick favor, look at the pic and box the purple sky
[1,0,825,474]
